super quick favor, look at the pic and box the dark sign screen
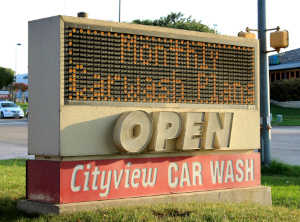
[65,26,255,105]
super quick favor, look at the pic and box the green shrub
[270,78,300,101]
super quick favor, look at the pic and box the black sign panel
[65,26,255,105]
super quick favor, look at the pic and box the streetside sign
[0,91,9,99]
[27,153,260,203]
[23,15,264,209]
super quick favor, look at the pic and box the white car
[0,101,25,118]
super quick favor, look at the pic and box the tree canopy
[132,12,216,33]
[0,67,15,89]
[12,82,28,92]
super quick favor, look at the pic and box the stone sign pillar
[17,15,271,214]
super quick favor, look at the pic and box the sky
[0,0,298,75]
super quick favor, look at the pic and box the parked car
[0,101,25,118]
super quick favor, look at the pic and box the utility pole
[119,0,121,22]
[14,43,21,103]
[258,0,271,166]
[15,43,21,79]
[213,24,217,34]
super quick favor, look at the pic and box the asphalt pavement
[0,118,34,160]
[270,126,300,166]
[0,118,299,165]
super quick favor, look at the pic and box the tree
[18,83,28,103]
[11,82,28,103]
[0,67,15,90]
[132,12,216,33]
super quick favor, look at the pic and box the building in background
[16,73,28,102]
[269,48,300,83]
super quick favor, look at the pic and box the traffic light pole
[258,0,271,166]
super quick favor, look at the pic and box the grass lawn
[261,160,300,209]
[262,176,300,209]
[0,159,300,221]
[271,103,300,126]
[16,102,28,112]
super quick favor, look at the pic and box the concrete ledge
[17,186,272,215]
[270,99,300,108]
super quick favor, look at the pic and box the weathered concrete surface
[29,16,260,158]
[17,186,271,215]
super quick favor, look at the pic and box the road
[271,126,300,166]
[0,118,299,165]
[0,118,34,160]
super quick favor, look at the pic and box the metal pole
[119,0,121,22]
[213,24,217,34]
[14,43,21,103]
[258,0,271,166]
[15,43,21,79]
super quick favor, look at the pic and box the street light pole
[119,0,121,22]
[213,24,217,34]
[15,43,21,80]
[258,0,271,166]
[14,43,21,102]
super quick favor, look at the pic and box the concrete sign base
[17,186,272,215]
[25,153,261,204]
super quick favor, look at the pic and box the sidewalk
[0,143,34,160]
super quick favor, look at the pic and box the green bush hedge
[270,78,300,101]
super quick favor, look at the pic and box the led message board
[65,25,255,106]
